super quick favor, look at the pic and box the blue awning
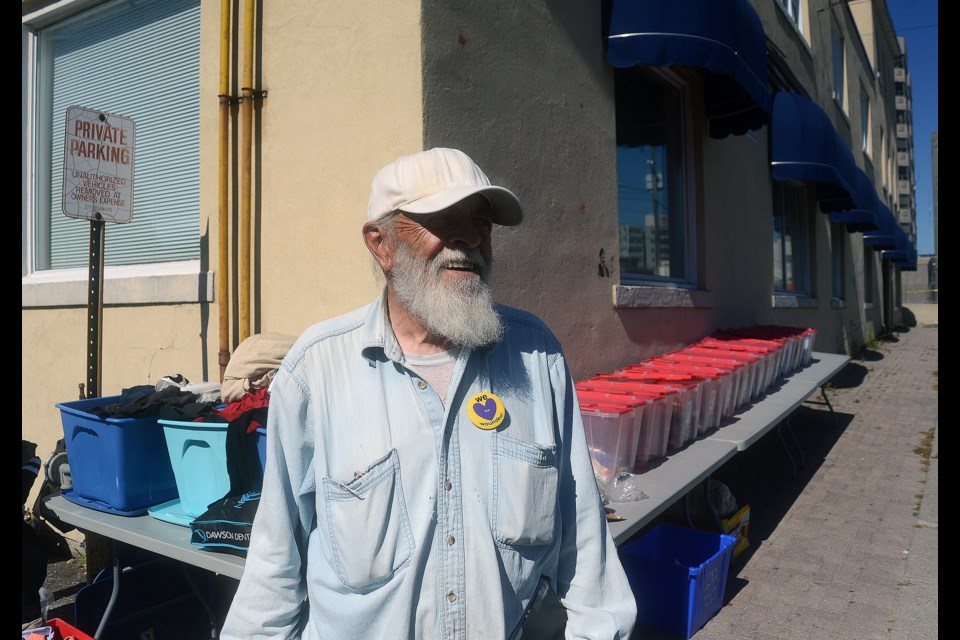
[829,168,880,232]
[882,228,917,270]
[882,249,907,262]
[770,91,859,213]
[888,224,914,263]
[863,203,899,250]
[902,246,918,271]
[606,0,771,138]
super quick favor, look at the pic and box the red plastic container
[45,618,95,640]
[623,363,723,433]
[582,378,692,451]
[684,346,766,402]
[710,333,787,385]
[656,353,747,413]
[577,390,661,469]
[578,382,672,461]
[697,337,780,392]
[579,402,640,481]
[601,373,702,444]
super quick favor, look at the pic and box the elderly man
[221,148,636,639]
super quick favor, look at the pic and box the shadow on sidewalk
[829,361,869,388]
[711,404,855,599]
[627,404,854,639]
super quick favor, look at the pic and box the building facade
[22,0,918,491]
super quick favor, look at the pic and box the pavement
[29,314,938,640]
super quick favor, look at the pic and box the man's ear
[363,220,393,272]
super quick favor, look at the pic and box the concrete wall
[420,0,881,380]
[902,256,937,303]
[421,0,631,378]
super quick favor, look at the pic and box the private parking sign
[62,106,136,223]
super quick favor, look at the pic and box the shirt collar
[360,288,405,365]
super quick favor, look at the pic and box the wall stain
[598,248,611,277]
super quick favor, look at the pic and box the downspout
[217,0,232,382]
[238,0,255,343]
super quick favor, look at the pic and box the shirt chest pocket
[321,449,413,590]
[493,434,559,548]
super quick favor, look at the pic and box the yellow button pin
[467,392,505,430]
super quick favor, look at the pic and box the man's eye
[475,219,493,233]
[428,214,455,230]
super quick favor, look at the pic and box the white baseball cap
[367,147,524,226]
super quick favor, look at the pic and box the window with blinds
[34,0,201,271]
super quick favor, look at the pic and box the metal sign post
[86,220,106,398]
[62,106,135,399]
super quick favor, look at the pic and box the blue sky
[887,0,938,255]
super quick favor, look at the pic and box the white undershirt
[404,348,460,406]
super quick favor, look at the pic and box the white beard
[389,242,504,349]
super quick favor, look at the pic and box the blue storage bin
[154,419,232,525]
[618,524,736,638]
[56,396,179,516]
[149,420,267,527]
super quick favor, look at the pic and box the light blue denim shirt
[221,294,637,639]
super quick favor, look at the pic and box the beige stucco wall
[22,304,209,511]
[253,0,423,336]
[22,0,424,507]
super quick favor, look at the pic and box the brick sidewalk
[633,325,938,640]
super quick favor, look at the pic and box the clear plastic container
[581,379,691,451]
[580,403,640,482]
[578,383,672,461]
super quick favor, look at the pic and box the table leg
[783,416,805,470]
[93,544,121,640]
[820,385,837,428]
[776,422,799,479]
[182,564,219,639]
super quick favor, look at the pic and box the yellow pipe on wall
[217,0,232,382]
[238,0,255,343]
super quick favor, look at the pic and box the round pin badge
[467,392,506,430]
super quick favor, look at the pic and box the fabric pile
[187,333,295,557]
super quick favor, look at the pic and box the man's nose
[444,219,483,249]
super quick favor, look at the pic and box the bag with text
[189,491,260,557]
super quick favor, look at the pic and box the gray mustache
[432,249,488,271]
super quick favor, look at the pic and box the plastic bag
[598,472,650,503]
[708,479,739,518]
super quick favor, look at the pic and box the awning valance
[606,0,771,138]
[770,91,860,213]
[882,234,917,270]
[829,168,880,232]
[863,203,900,250]
[900,245,918,271]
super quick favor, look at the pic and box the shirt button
[447,535,456,546]
[447,591,457,603]
[417,380,427,390]
[444,481,453,491]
